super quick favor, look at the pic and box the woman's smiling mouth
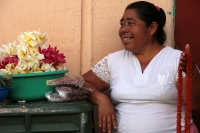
[122,37,133,41]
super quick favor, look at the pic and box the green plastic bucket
[7,70,68,102]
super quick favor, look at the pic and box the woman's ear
[150,22,158,35]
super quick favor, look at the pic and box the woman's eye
[128,22,134,25]
[120,23,125,26]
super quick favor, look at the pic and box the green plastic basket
[7,70,68,102]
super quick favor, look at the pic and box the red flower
[0,56,19,69]
[39,45,66,68]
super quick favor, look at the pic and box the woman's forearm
[88,90,111,106]
[83,81,108,105]
[82,70,110,105]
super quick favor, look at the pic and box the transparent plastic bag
[45,90,89,103]
[45,91,67,102]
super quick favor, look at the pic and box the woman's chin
[123,44,133,51]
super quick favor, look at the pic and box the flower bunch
[0,30,66,74]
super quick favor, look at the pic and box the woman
[82,1,200,133]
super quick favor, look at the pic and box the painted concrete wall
[0,0,175,76]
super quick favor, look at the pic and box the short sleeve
[91,56,110,84]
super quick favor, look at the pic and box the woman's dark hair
[126,1,166,45]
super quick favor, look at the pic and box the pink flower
[0,63,4,69]
[0,56,19,69]
[39,45,66,68]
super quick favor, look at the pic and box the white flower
[0,45,10,59]
[0,41,17,59]
[27,59,41,72]
[0,64,16,74]
[14,66,27,74]
[8,41,17,56]
[16,44,30,60]
[18,30,47,48]
[40,44,48,49]
[41,62,56,72]
[16,58,42,73]
[56,63,66,70]
[31,30,47,46]
[28,47,44,61]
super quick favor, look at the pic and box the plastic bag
[45,90,89,103]
[56,86,93,96]
[46,76,93,102]
[53,76,85,87]
[45,91,66,102]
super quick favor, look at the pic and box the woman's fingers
[107,116,112,133]
[179,44,194,73]
[179,52,187,71]
[102,116,107,132]
[98,110,117,132]
[99,114,115,132]
[98,115,102,127]
[112,114,117,130]
[97,96,117,132]
[185,44,190,52]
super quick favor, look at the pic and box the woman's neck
[134,44,165,73]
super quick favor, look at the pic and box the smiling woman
[80,1,200,133]
[118,2,166,57]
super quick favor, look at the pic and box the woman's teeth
[122,37,132,40]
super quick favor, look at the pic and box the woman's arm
[82,70,117,133]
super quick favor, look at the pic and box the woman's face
[119,9,153,53]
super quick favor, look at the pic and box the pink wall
[0,0,174,76]
[0,0,82,75]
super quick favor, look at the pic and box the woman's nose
[121,24,129,32]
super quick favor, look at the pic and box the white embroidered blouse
[91,46,189,133]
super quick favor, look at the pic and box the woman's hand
[178,44,200,109]
[178,44,193,72]
[82,70,117,132]
[97,93,117,133]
